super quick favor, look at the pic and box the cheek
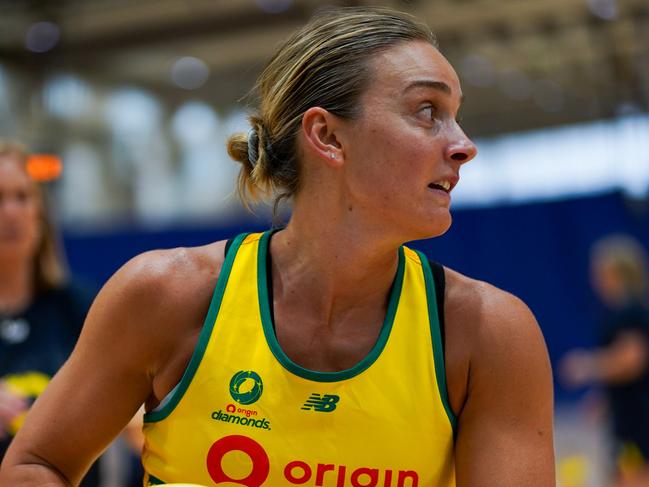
[359,146,428,203]
[23,206,41,239]
[345,118,440,199]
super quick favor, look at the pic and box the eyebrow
[404,80,465,104]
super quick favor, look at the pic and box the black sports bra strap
[224,238,234,257]
[428,260,447,358]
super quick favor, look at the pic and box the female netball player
[0,7,554,486]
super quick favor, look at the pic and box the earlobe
[301,107,343,165]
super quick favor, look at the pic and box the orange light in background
[26,154,62,182]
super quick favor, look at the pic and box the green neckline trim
[143,233,248,423]
[258,230,405,383]
[416,250,457,432]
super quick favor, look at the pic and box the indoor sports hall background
[1,0,648,486]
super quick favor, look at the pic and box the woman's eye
[420,105,437,120]
[16,191,28,203]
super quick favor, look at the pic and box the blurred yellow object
[3,371,50,435]
[26,154,62,181]
[557,455,589,487]
[618,442,646,479]
[154,484,209,486]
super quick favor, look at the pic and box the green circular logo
[229,370,263,405]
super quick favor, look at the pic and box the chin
[405,212,452,242]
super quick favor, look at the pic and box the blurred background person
[0,140,101,486]
[560,234,649,486]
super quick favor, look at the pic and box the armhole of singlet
[429,260,446,359]
[143,233,248,423]
[224,237,234,256]
[415,251,457,432]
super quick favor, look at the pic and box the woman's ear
[301,107,343,166]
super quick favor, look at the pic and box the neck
[0,256,34,314]
[270,199,403,325]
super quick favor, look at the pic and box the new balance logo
[301,393,340,412]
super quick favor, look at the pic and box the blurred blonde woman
[0,140,100,485]
[561,234,649,486]
[1,7,554,486]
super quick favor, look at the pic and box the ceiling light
[170,56,210,90]
[171,101,219,146]
[255,0,293,14]
[25,21,60,53]
[586,0,619,21]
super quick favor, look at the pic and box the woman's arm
[560,330,649,386]
[0,242,225,486]
[451,283,555,487]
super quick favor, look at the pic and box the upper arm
[454,289,555,487]
[593,329,649,384]
[608,329,649,371]
[1,243,226,485]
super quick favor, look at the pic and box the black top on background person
[0,140,99,486]
[561,234,649,484]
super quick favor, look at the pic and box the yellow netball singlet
[142,232,456,487]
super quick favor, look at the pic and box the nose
[0,198,19,215]
[445,129,477,165]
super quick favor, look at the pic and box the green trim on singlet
[416,250,457,432]
[258,230,405,382]
[143,233,249,423]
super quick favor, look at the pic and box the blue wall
[63,191,649,403]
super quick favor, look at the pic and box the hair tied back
[247,128,259,167]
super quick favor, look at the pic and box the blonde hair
[227,6,436,213]
[0,140,68,291]
[591,234,649,304]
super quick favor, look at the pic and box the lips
[428,182,450,192]
[428,175,458,193]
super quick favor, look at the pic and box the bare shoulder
[94,240,227,329]
[109,239,228,308]
[79,240,229,385]
[441,270,555,485]
[443,266,544,353]
[442,266,552,417]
